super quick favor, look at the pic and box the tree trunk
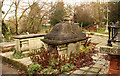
[81,22,83,30]
[0,1,2,42]
[16,23,18,35]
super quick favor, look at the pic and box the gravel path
[1,61,26,75]
[2,61,19,74]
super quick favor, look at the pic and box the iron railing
[108,25,120,46]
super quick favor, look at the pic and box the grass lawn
[97,28,106,34]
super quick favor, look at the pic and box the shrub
[12,50,24,59]
[28,63,42,74]
[28,40,98,74]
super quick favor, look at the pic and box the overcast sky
[2,0,120,20]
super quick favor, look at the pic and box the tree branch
[2,1,14,20]
[18,2,36,22]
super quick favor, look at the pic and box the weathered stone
[58,41,84,56]
[96,60,106,65]
[41,21,87,45]
[69,74,80,76]
[92,56,99,60]
[59,74,69,76]
[13,34,46,52]
[0,51,13,57]
[80,66,90,71]
[100,45,120,55]
[88,67,100,73]
[99,65,109,74]
[86,72,97,74]
[73,70,84,74]
[92,63,103,68]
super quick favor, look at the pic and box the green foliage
[0,37,2,43]
[28,63,42,74]
[2,47,15,53]
[79,45,93,53]
[4,34,13,42]
[29,43,96,74]
[96,28,105,34]
[60,63,74,72]
[2,21,13,41]
[12,50,24,59]
[50,2,65,26]
[52,69,59,74]
[2,21,9,36]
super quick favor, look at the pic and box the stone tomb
[41,16,88,55]
[13,33,46,52]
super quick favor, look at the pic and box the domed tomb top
[41,22,88,45]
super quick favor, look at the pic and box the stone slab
[92,63,103,69]
[0,52,32,67]
[13,33,46,39]
[80,66,90,71]
[73,70,85,74]
[88,67,100,73]
[92,56,99,60]
[0,52,13,57]
[86,72,97,74]
[96,60,106,65]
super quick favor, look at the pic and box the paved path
[70,33,110,74]
[89,35,108,47]
[2,61,19,74]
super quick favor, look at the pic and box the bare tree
[1,0,14,37]
[75,3,94,27]
[20,0,57,34]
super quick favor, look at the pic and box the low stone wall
[100,45,120,55]
[1,56,28,71]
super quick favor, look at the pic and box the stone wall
[100,46,120,55]
[58,40,86,56]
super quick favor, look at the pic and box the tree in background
[50,1,65,26]
[2,0,14,35]
[22,2,45,33]
[21,1,52,34]
[108,2,120,23]
[75,4,94,27]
